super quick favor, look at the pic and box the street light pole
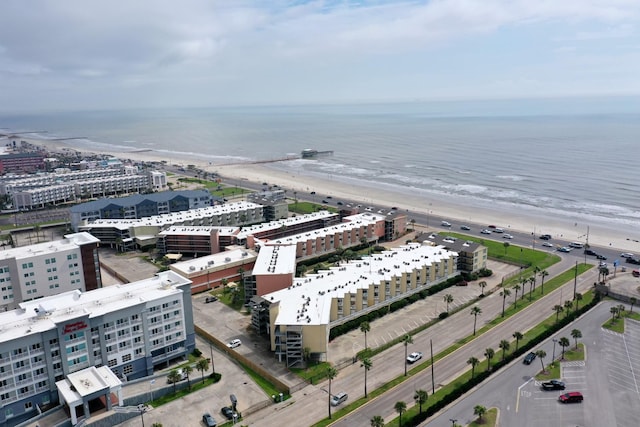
[138,404,146,427]
[552,338,558,362]
[450,419,458,426]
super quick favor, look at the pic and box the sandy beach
[30,138,640,253]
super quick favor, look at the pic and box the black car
[583,249,597,256]
[541,380,565,390]
[202,413,217,427]
[523,352,536,365]
[205,296,218,303]
[596,254,607,260]
[539,234,552,240]
[221,406,237,420]
[626,257,640,265]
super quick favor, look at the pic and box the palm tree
[394,401,407,427]
[513,284,521,307]
[471,306,482,336]
[528,276,536,300]
[503,241,510,255]
[519,276,528,300]
[610,306,619,321]
[571,329,582,349]
[618,304,626,318]
[196,358,209,384]
[167,369,181,394]
[536,349,547,373]
[575,292,583,311]
[513,331,524,351]
[474,405,487,423]
[558,337,570,359]
[539,269,549,294]
[553,304,563,322]
[402,334,413,376]
[500,289,511,317]
[414,389,428,414]
[467,356,479,379]
[478,280,487,296]
[370,415,384,427]
[630,297,637,313]
[564,300,574,317]
[326,366,338,419]
[484,348,495,371]
[361,357,372,398]
[360,321,371,350]
[183,365,193,391]
[444,294,454,313]
[499,339,511,361]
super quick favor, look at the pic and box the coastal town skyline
[1,1,639,113]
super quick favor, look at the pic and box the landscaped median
[310,266,598,427]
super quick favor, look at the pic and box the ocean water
[2,97,640,230]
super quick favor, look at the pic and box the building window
[122,354,131,362]
[108,359,117,367]
[24,402,33,410]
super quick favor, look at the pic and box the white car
[542,242,554,247]
[480,229,492,234]
[621,253,635,258]
[406,351,423,364]
[226,339,242,349]
[502,234,513,239]
[441,221,452,227]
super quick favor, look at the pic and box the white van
[226,339,242,349]
[331,392,348,406]
[568,242,584,249]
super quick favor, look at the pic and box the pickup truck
[541,380,565,390]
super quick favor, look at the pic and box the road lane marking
[516,377,534,412]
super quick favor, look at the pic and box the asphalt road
[427,300,629,427]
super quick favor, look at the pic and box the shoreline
[27,137,640,253]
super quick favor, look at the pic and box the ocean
[2,96,640,232]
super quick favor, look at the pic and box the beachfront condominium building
[156,226,241,256]
[69,190,215,231]
[0,270,194,426]
[255,242,458,366]
[78,201,264,251]
[418,233,487,273]
[0,232,102,312]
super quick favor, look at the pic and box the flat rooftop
[0,270,190,344]
[236,210,338,240]
[263,242,457,327]
[0,232,99,261]
[158,225,240,237]
[170,247,257,276]
[251,244,297,276]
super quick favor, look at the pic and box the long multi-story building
[156,226,240,256]
[0,232,102,312]
[0,168,125,195]
[70,190,214,231]
[79,201,264,250]
[0,270,194,427]
[254,242,458,366]
[0,152,44,174]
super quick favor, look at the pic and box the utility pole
[430,339,435,394]
[573,261,578,300]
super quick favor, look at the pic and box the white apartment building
[0,270,195,426]
[0,232,102,312]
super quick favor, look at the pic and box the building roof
[420,233,483,252]
[0,232,99,261]
[0,270,190,343]
[263,242,457,327]
[81,201,262,231]
[158,226,239,237]
[69,189,214,213]
[170,247,257,277]
[236,210,338,240]
[251,244,297,276]
[56,366,121,405]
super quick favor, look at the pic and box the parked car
[632,270,640,277]
[226,339,242,349]
[456,280,469,286]
[541,380,566,390]
[460,225,471,230]
[558,391,583,403]
[523,352,536,365]
[406,352,423,364]
[331,392,348,406]
[221,406,237,420]
[167,368,187,384]
[205,296,218,303]
[202,413,217,427]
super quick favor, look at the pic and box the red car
[559,391,583,403]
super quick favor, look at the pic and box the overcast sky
[1,0,639,112]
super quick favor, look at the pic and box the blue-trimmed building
[69,190,215,231]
